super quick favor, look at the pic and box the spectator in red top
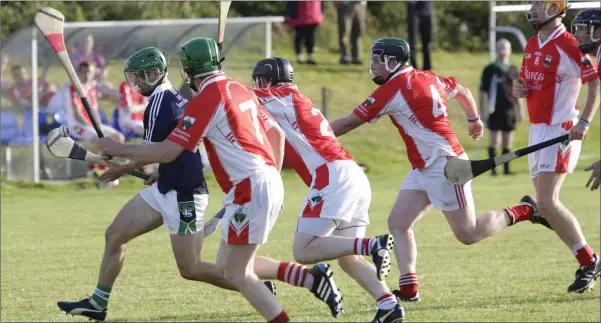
[7,64,56,110]
[286,1,324,65]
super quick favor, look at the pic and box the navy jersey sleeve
[144,93,175,143]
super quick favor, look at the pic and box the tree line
[0,1,583,52]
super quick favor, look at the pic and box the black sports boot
[57,298,107,321]
[264,281,277,295]
[370,234,395,281]
[520,195,552,230]
[392,289,422,302]
[309,263,344,318]
[568,256,601,293]
[372,303,405,323]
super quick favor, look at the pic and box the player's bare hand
[468,120,484,140]
[512,77,529,98]
[95,137,123,157]
[584,160,601,191]
[98,161,128,182]
[568,122,588,141]
[144,171,159,186]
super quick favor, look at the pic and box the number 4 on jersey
[430,84,448,118]
[311,108,335,138]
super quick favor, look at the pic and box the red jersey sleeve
[433,73,458,98]
[168,87,221,151]
[556,35,598,84]
[352,83,397,123]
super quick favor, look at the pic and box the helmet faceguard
[123,47,168,97]
[526,1,568,31]
[125,68,166,96]
[368,37,410,85]
[571,8,601,54]
[369,48,403,85]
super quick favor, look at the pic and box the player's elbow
[455,84,473,100]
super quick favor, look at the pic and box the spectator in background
[7,64,56,110]
[116,81,147,136]
[71,34,106,73]
[479,39,523,176]
[335,1,366,65]
[1,56,11,97]
[71,34,119,102]
[407,1,435,70]
[286,1,324,65]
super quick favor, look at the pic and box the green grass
[2,48,600,321]
[2,169,600,322]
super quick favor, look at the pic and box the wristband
[579,119,590,127]
[468,116,480,123]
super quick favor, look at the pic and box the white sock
[376,293,398,310]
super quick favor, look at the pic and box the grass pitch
[2,50,600,321]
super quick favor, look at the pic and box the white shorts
[528,120,581,178]
[70,123,122,141]
[401,153,473,211]
[298,160,371,224]
[221,166,284,245]
[117,109,144,135]
[139,183,208,235]
[296,217,368,238]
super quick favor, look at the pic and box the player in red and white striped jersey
[330,37,551,303]
[513,2,601,293]
[573,8,601,192]
[96,38,345,323]
[251,57,404,323]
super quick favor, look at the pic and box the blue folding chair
[1,112,21,145]
[10,111,48,146]
[111,108,141,141]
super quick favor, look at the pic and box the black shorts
[487,112,516,132]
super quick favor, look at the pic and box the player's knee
[104,225,127,251]
[537,197,559,217]
[453,229,478,245]
[292,246,313,265]
[337,255,363,272]
[388,214,412,233]
[292,235,317,264]
[177,263,197,281]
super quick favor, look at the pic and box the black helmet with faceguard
[369,37,411,85]
[251,57,294,88]
[572,8,601,54]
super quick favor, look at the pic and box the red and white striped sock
[572,242,597,267]
[504,204,533,225]
[399,273,418,298]
[376,292,398,310]
[277,262,311,289]
[354,238,375,256]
